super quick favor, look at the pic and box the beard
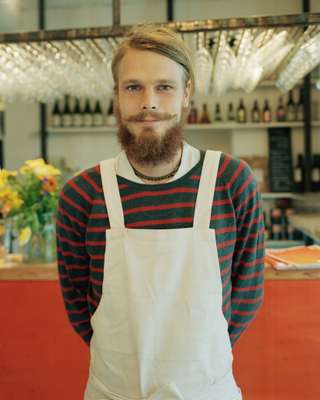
[116,107,188,167]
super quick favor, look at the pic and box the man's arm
[229,159,265,346]
[56,177,92,345]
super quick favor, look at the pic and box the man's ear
[183,79,192,108]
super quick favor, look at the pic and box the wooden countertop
[1,262,320,281]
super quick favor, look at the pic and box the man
[57,25,264,400]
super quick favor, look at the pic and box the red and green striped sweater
[56,150,265,347]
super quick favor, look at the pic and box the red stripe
[70,275,89,283]
[90,254,105,260]
[229,320,249,328]
[124,202,195,216]
[217,153,231,177]
[217,238,236,249]
[227,161,245,190]
[236,256,265,268]
[237,270,264,280]
[90,213,107,219]
[232,172,254,201]
[72,319,90,327]
[68,179,93,204]
[236,226,265,241]
[56,218,81,237]
[213,198,232,206]
[232,309,258,316]
[65,296,87,304]
[235,187,258,213]
[122,187,197,202]
[87,226,106,232]
[69,307,88,315]
[232,283,264,292]
[57,233,86,247]
[86,241,106,246]
[232,295,263,304]
[58,206,86,228]
[215,226,237,234]
[61,192,88,216]
[90,265,104,273]
[91,277,103,286]
[211,212,234,220]
[81,171,103,193]
[127,217,193,228]
[58,248,88,260]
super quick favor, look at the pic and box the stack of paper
[266,245,320,270]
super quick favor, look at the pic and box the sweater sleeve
[56,175,93,345]
[228,158,265,346]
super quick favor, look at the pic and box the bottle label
[84,114,93,127]
[73,114,83,127]
[62,115,72,127]
[93,114,104,127]
[294,169,302,182]
[312,168,320,182]
[52,115,61,127]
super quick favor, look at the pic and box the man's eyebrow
[121,79,177,85]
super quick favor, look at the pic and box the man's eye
[158,85,173,91]
[126,85,140,92]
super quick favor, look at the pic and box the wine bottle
[287,90,297,122]
[293,153,304,192]
[251,100,261,123]
[311,154,320,192]
[51,99,62,127]
[214,103,222,122]
[73,98,83,127]
[236,99,246,123]
[276,96,286,122]
[262,99,272,123]
[200,103,211,123]
[106,99,117,126]
[61,95,72,127]
[93,100,104,127]
[187,100,198,124]
[297,88,304,122]
[227,102,235,121]
[83,99,93,127]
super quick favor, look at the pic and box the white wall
[0,0,319,171]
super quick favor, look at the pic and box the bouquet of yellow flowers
[0,159,61,261]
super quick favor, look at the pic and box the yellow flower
[0,169,17,189]
[0,186,23,217]
[18,226,32,246]
[20,158,61,178]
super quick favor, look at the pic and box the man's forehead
[118,48,184,80]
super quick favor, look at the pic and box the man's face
[114,48,191,165]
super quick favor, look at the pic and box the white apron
[84,150,242,400]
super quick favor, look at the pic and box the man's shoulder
[218,152,252,180]
[61,164,102,197]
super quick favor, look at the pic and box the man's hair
[111,25,194,94]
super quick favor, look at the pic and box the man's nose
[140,88,158,110]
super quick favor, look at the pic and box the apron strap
[100,158,125,228]
[193,150,221,228]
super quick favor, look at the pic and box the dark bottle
[269,207,282,240]
[236,98,246,123]
[51,99,62,127]
[72,98,83,127]
[311,154,320,192]
[187,100,198,124]
[214,103,223,122]
[93,100,104,127]
[262,99,272,123]
[200,103,211,123]
[293,154,305,192]
[276,96,286,122]
[106,99,117,126]
[83,98,93,127]
[227,102,235,121]
[297,88,304,122]
[61,95,72,127]
[287,90,297,122]
[251,100,261,123]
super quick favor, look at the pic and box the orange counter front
[1,265,319,400]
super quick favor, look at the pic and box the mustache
[125,111,176,122]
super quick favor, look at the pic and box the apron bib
[84,150,242,400]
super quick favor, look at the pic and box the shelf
[48,121,320,134]
[261,192,305,200]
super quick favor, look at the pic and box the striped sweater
[57,150,265,347]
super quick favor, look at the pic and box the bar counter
[0,261,320,280]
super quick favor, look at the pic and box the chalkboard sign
[268,127,293,192]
